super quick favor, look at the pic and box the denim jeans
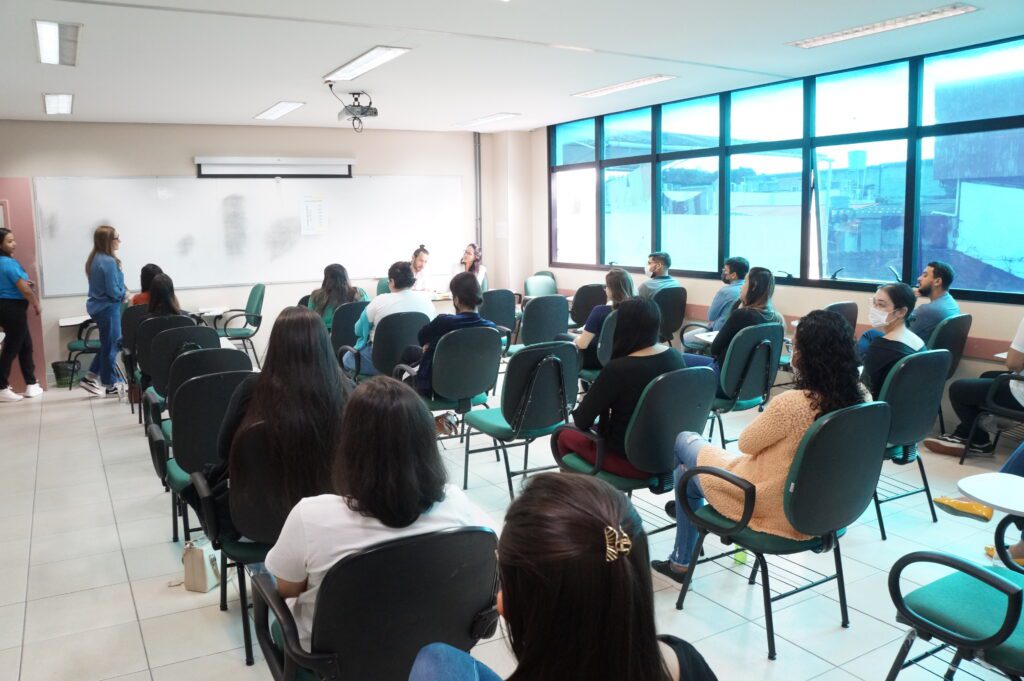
[408,643,502,681]
[87,304,121,386]
[342,344,377,376]
[670,432,707,567]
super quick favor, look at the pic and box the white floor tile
[32,501,115,538]
[696,621,834,680]
[131,573,237,620]
[23,583,137,644]
[0,603,24,650]
[150,647,271,681]
[140,604,246,668]
[33,481,111,513]
[0,566,28,607]
[470,638,518,678]
[19,622,148,681]
[27,550,127,600]
[30,524,123,566]
[124,543,186,582]
[0,646,20,681]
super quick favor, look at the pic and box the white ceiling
[2,0,1023,132]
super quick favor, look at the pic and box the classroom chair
[674,401,892,660]
[708,323,784,447]
[119,304,148,412]
[522,274,558,301]
[569,283,607,329]
[825,301,859,332]
[653,286,687,344]
[479,289,516,349]
[64,318,100,388]
[961,375,1024,465]
[535,270,557,286]
[330,300,370,363]
[141,325,220,429]
[376,277,390,295]
[135,315,195,422]
[926,314,973,435]
[338,311,429,381]
[578,309,617,386]
[297,294,310,308]
[214,283,265,367]
[506,295,569,356]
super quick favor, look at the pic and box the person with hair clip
[860,282,923,401]
[130,263,163,306]
[264,377,492,652]
[409,473,718,681]
[307,263,366,330]
[0,228,43,402]
[653,309,867,584]
[573,267,635,370]
[556,297,686,479]
[456,243,487,290]
[81,225,126,398]
[411,245,431,291]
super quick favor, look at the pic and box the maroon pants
[556,428,649,479]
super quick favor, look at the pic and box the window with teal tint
[603,163,652,267]
[815,63,909,136]
[730,81,803,144]
[554,119,595,165]
[918,130,1024,294]
[552,168,597,264]
[660,157,719,272]
[810,140,906,282]
[923,39,1024,125]
[728,150,802,276]
[661,96,720,153]
[603,108,652,160]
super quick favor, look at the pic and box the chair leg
[219,553,228,611]
[938,405,946,436]
[961,417,981,465]
[756,553,777,660]
[248,339,261,369]
[500,442,515,501]
[833,538,850,628]
[181,499,191,542]
[523,440,530,473]
[463,428,471,490]
[493,438,500,462]
[917,456,938,523]
[873,492,887,541]
[717,413,727,449]
[675,531,706,610]
[237,563,254,666]
[747,561,759,585]
[885,629,917,681]
[943,651,964,681]
[171,493,179,543]
[707,413,716,440]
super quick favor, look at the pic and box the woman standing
[81,225,126,398]
[0,229,43,403]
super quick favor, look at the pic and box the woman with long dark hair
[146,273,182,316]
[409,474,718,681]
[455,243,487,290]
[307,263,364,330]
[653,309,866,583]
[574,267,634,370]
[264,377,491,651]
[0,228,43,402]
[555,297,686,479]
[860,282,923,400]
[130,263,163,306]
[81,225,126,397]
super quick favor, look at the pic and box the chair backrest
[245,283,266,318]
[370,311,430,376]
[171,370,252,474]
[479,289,517,330]
[524,274,558,298]
[927,313,973,380]
[149,326,220,397]
[228,421,292,544]
[653,286,688,341]
[376,278,390,295]
[535,270,557,286]
[331,300,371,358]
[784,401,892,537]
[624,367,717,473]
[297,294,311,308]
[719,322,784,403]
[519,295,569,345]
[431,327,502,406]
[311,528,498,679]
[594,309,618,367]
[878,349,952,447]
[167,348,252,415]
[136,315,194,376]
[120,304,148,355]
[570,284,608,326]
[823,301,858,333]
[501,341,578,435]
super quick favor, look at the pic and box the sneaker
[968,441,996,455]
[22,383,44,398]
[85,371,98,382]
[79,376,99,391]
[651,560,689,585]
[923,435,968,456]
[0,387,23,403]
[87,385,119,399]
[81,380,103,396]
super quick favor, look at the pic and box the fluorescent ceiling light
[43,93,73,115]
[551,44,595,53]
[788,3,977,49]
[35,20,80,65]
[458,112,521,127]
[254,101,305,120]
[323,46,410,81]
[573,75,675,98]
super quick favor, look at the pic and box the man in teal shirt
[638,251,680,299]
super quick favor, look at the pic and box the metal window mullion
[652,105,662,254]
[800,77,814,280]
[596,117,605,265]
[720,92,730,266]
[904,57,923,284]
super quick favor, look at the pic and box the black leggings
[950,370,1020,444]
[0,298,36,389]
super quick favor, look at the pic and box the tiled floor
[0,384,1016,680]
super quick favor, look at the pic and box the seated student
[409,473,718,681]
[130,263,162,306]
[574,267,634,370]
[638,251,680,299]
[682,257,748,349]
[144,273,182,317]
[344,261,436,376]
[860,282,924,400]
[653,309,866,582]
[556,297,686,478]
[410,244,431,291]
[925,314,1024,457]
[455,243,487,290]
[264,377,492,652]
[307,263,366,331]
[909,260,959,344]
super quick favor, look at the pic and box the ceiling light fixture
[458,112,521,127]
[35,20,81,66]
[788,3,978,49]
[551,44,595,53]
[43,93,73,115]
[323,46,410,81]
[254,101,305,120]
[573,74,675,98]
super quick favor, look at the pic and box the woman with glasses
[81,225,126,398]
[861,282,924,400]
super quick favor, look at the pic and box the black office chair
[297,294,310,308]
[962,375,1024,465]
[330,300,370,362]
[709,323,785,447]
[252,528,499,681]
[339,311,430,381]
[569,284,607,328]
[653,286,688,344]
[147,326,220,400]
[825,301,859,333]
[926,314,973,435]
[507,295,569,356]
[119,304,148,414]
[136,315,195,426]
[578,309,617,386]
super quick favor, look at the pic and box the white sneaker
[85,371,98,382]
[23,383,44,398]
[0,388,23,403]
[81,379,103,396]
[87,385,119,399]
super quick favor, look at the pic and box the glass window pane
[661,96,719,153]
[728,150,802,275]
[660,157,719,272]
[815,63,909,136]
[730,81,803,144]
[919,130,1024,293]
[552,168,597,264]
[603,163,652,267]
[923,38,1024,125]
[810,140,907,282]
[553,119,595,165]
[603,108,652,160]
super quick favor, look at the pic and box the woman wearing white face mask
[861,282,924,399]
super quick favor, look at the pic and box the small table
[198,307,229,318]
[958,473,1024,517]
[693,330,718,346]
[58,315,91,327]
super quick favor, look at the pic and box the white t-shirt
[263,485,495,651]
[364,289,437,342]
[1011,317,1024,407]
[451,264,487,289]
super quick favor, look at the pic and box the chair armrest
[680,322,711,336]
[889,550,1023,650]
[550,425,607,475]
[142,389,164,426]
[678,466,756,538]
[188,312,207,326]
[212,309,247,331]
[513,292,523,306]
[337,345,360,376]
[189,472,220,545]
[995,515,1024,576]
[251,573,340,681]
[76,319,98,341]
[495,325,513,352]
[146,424,168,483]
[392,363,417,380]
[986,375,1024,418]
[219,311,261,331]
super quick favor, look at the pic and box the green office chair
[338,311,429,382]
[479,289,516,351]
[523,274,558,300]
[926,313,973,435]
[578,310,617,385]
[65,318,100,389]
[675,401,892,660]
[569,283,607,329]
[214,283,265,368]
[708,323,784,447]
[376,278,390,296]
[506,295,568,356]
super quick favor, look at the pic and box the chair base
[884,631,1014,681]
[872,455,938,541]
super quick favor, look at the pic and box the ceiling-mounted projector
[328,86,376,132]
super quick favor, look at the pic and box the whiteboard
[33,175,467,296]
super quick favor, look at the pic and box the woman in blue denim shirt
[81,225,126,397]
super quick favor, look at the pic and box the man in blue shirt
[682,256,748,350]
[909,260,960,344]
[637,251,680,299]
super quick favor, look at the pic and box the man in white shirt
[344,261,436,375]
